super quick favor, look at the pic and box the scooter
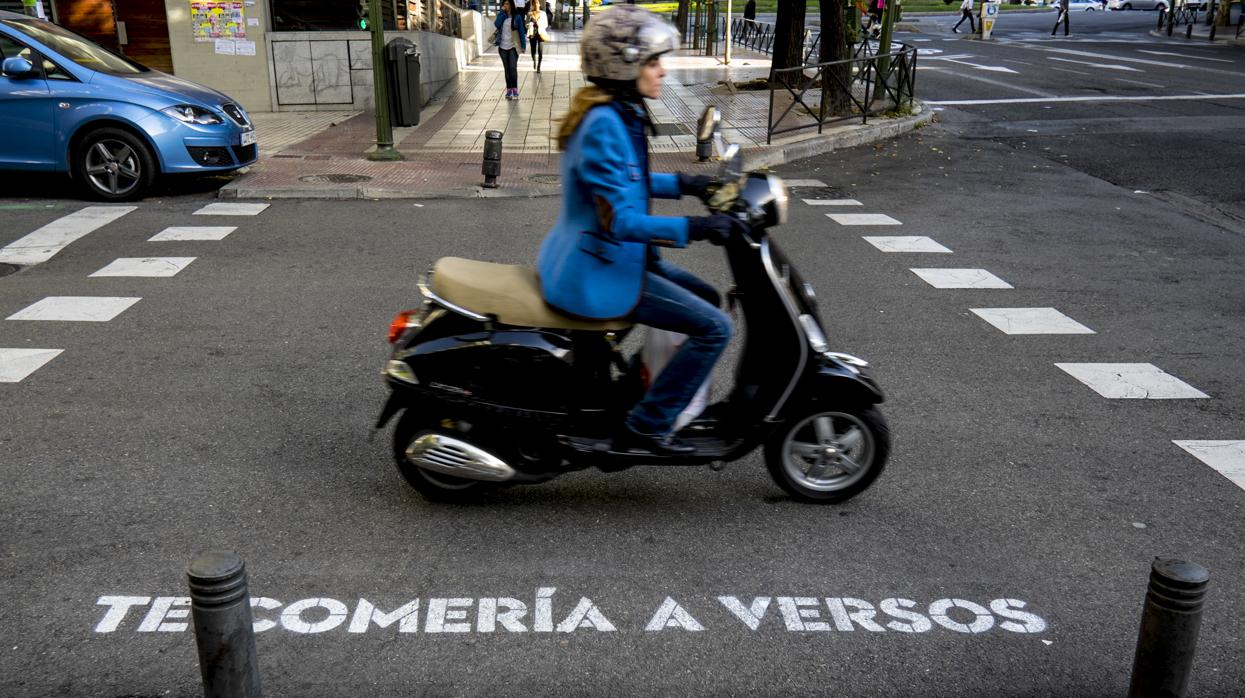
[375,107,890,503]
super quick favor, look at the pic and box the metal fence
[730,17,818,60]
[767,43,918,144]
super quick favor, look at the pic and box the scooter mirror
[696,106,721,142]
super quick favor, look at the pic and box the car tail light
[388,308,425,343]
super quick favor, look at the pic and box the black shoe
[613,426,696,456]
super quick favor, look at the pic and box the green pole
[368,0,404,161]
[877,0,897,76]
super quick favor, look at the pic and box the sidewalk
[1149,11,1245,45]
[222,30,932,200]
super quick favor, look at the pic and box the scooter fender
[786,353,884,414]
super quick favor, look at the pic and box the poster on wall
[190,1,247,42]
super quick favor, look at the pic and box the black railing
[767,43,918,144]
[730,18,817,58]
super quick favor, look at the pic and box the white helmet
[580,5,680,84]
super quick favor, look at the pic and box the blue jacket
[494,10,528,51]
[538,101,691,320]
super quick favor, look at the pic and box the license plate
[240,130,257,147]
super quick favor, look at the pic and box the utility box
[384,37,421,127]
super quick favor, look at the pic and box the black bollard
[1127,557,1210,698]
[482,130,504,188]
[187,551,261,698]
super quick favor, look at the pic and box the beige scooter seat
[430,257,632,331]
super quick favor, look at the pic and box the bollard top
[187,550,245,583]
[485,130,504,140]
[1152,557,1210,586]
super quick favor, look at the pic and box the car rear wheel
[74,128,156,201]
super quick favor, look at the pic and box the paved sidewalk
[223,30,932,200]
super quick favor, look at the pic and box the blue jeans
[625,259,732,436]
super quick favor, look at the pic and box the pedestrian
[1051,0,1069,36]
[494,0,527,100]
[545,1,554,27]
[868,0,885,30]
[743,0,757,41]
[952,0,975,33]
[539,6,743,455]
[527,2,549,73]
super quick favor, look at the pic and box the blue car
[0,10,257,201]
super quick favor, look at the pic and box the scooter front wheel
[764,406,890,503]
[392,409,498,501]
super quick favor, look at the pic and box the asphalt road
[2,12,1244,698]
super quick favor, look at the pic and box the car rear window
[1,18,147,75]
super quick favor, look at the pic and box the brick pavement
[222,29,932,200]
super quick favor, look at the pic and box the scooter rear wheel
[763,406,890,503]
[392,410,498,501]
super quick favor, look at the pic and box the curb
[220,104,936,201]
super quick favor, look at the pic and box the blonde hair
[556,86,614,151]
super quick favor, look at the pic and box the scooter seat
[430,257,632,331]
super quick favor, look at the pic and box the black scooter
[376,108,890,503]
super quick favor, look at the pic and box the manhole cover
[526,174,561,185]
[298,173,373,184]
[0,263,17,278]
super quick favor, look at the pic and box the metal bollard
[1127,557,1210,698]
[482,130,504,188]
[187,551,262,698]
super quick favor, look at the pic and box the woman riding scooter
[537,6,748,456]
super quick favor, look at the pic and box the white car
[1107,0,1169,10]
[1067,0,1105,9]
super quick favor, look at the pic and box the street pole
[877,0,897,75]
[368,0,404,161]
[724,0,732,65]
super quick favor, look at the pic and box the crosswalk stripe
[148,226,237,242]
[0,206,136,266]
[193,203,269,216]
[971,308,1094,335]
[1173,441,1245,491]
[0,348,63,383]
[90,258,196,278]
[783,179,827,187]
[1055,363,1208,399]
[7,296,141,322]
[911,269,1012,289]
[863,236,952,253]
[828,213,901,226]
[803,199,861,206]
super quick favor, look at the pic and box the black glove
[688,213,747,246]
[678,173,718,203]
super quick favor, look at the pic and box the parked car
[1107,0,1170,10]
[1067,0,1105,10]
[0,10,256,201]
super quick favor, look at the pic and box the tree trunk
[821,0,851,115]
[770,0,807,88]
[676,0,690,37]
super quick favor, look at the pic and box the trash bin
[384,37,421,127]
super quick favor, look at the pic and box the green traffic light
[358,18,369,29]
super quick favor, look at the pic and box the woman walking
[537,6,745,455]
[527,2,549,73]
[494,0,527,100]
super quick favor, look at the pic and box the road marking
[863,236,952,253]
[1115,78,1165,88]
[1040,47,1189,69]
[925,54,1020,73]
[1137,50,1234,64]
[804,199,862,206]
[1049,56,1141,72]
[971,308,1093,335]
[783,179,827,187]
[0,206,136,266]
[90,257,197,278]
[193,203,270,216]
[1173,441,1245,491]
[828,213,901,226]
[1050,66,1092,76]
[926,93,1245,106]
[1055,363,1208,399]
[0,348,63,383]
[148,226,238,242]
[911,269,1012,289]
[7,296,141,322]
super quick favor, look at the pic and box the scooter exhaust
[404,433,516,482]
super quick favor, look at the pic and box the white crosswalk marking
[0,348,63,383]
[972,308,1093,335]
[193,203,269,216]
[148,226,237,241]
[1049,56,1141,73]
[7,296,141,322]
[803,199,861,206]
[1055,363,1208,399]
[911,269,1013,289]
[863,236,952,253]
[1173,441,1245,491]
[828,213,901,226]
[90,258,196,278]
[0,206,136,266]
[783,179,827,187]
